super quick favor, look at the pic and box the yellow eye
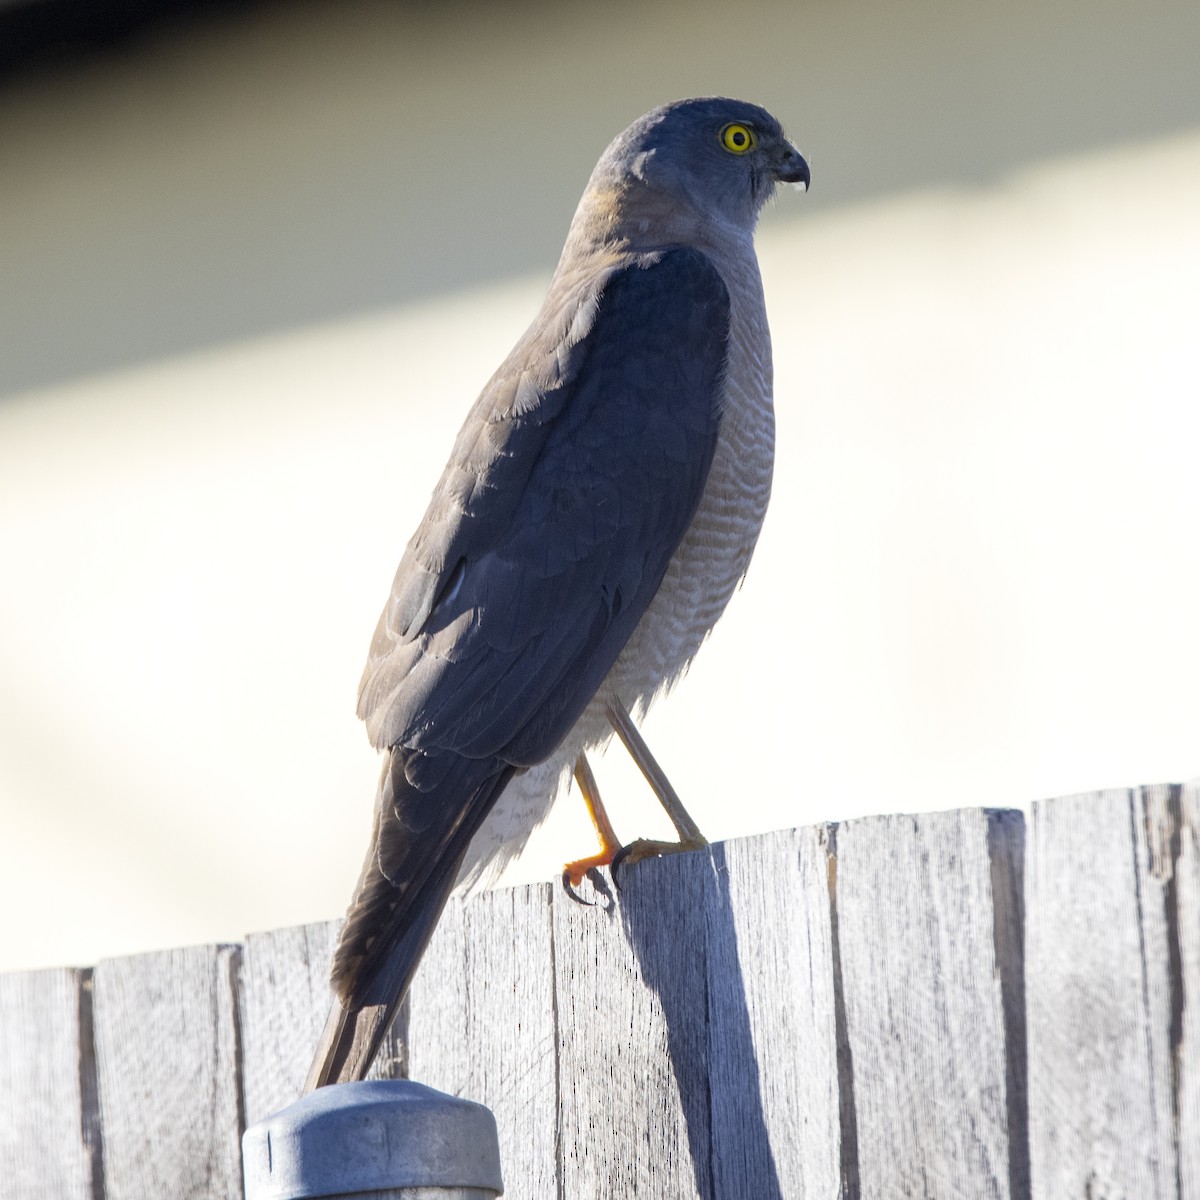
[720,123,756,154]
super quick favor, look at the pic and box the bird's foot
[562,853,619,905]
[563,753,624,904]
[611,834,710,889]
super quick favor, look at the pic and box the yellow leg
[561,753,623,889]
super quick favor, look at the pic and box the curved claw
[562,865,616,910]
[562,867,598,906]
[611,843,633,891]
[564,753,623,901]
[611,835,711,890]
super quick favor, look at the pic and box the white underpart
[455,232,774,892]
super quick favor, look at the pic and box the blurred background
[1,0,1198,973]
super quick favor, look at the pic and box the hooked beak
[773,143,811,192]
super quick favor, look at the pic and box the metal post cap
[242,1079,503,1200]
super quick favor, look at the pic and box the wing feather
[360,247,731,772]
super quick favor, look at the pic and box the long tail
[304,751,513,1090]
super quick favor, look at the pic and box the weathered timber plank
[240,917,408,1124]
[92,944,243,1200]
[408,884,558,1200]
[707,827,842,1199]
[553,848,712,1199]
[1027,785,1196,1198]
[240,920,341,1124]
[835,808,1021,1199]
[1179,780,1200,1200]
[0,967,102,1200]
[405,893,467,1084]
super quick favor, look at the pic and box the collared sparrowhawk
[307,97,809,1089]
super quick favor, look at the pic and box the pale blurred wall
[1,0,1198,970]
[5,0,1200,395]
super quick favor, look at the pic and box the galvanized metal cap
[242,1079,503,1200]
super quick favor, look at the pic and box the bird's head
[580,97,809,245]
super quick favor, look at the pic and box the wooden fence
[1,783,1197,1199]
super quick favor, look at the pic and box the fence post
[241,1079,503,1200]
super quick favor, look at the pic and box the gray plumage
[307,97,808,1090]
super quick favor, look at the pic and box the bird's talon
[562,869,597,906]
[611,838,662,889]
[611,845,631,890]
[562,850,616,895]
[611,836,710,890]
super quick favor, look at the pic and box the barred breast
[602,242,773,717]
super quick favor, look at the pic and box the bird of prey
[306,97,809,1090]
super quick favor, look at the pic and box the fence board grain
[239,919,343,1125]
[408,884,558,1200]
[1026,785,1195,1199]
[405,894,467,1086]
[92,944,243,1200]
[240,916,409,1127]
[1178,780,1200,1200]
[554,848,713,1199]
[834,808,1020,1200]
[0,967,102,1200]
[707,827,842,1199]
[3,788,1196,1199]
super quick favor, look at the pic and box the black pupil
[732,130,746,146]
